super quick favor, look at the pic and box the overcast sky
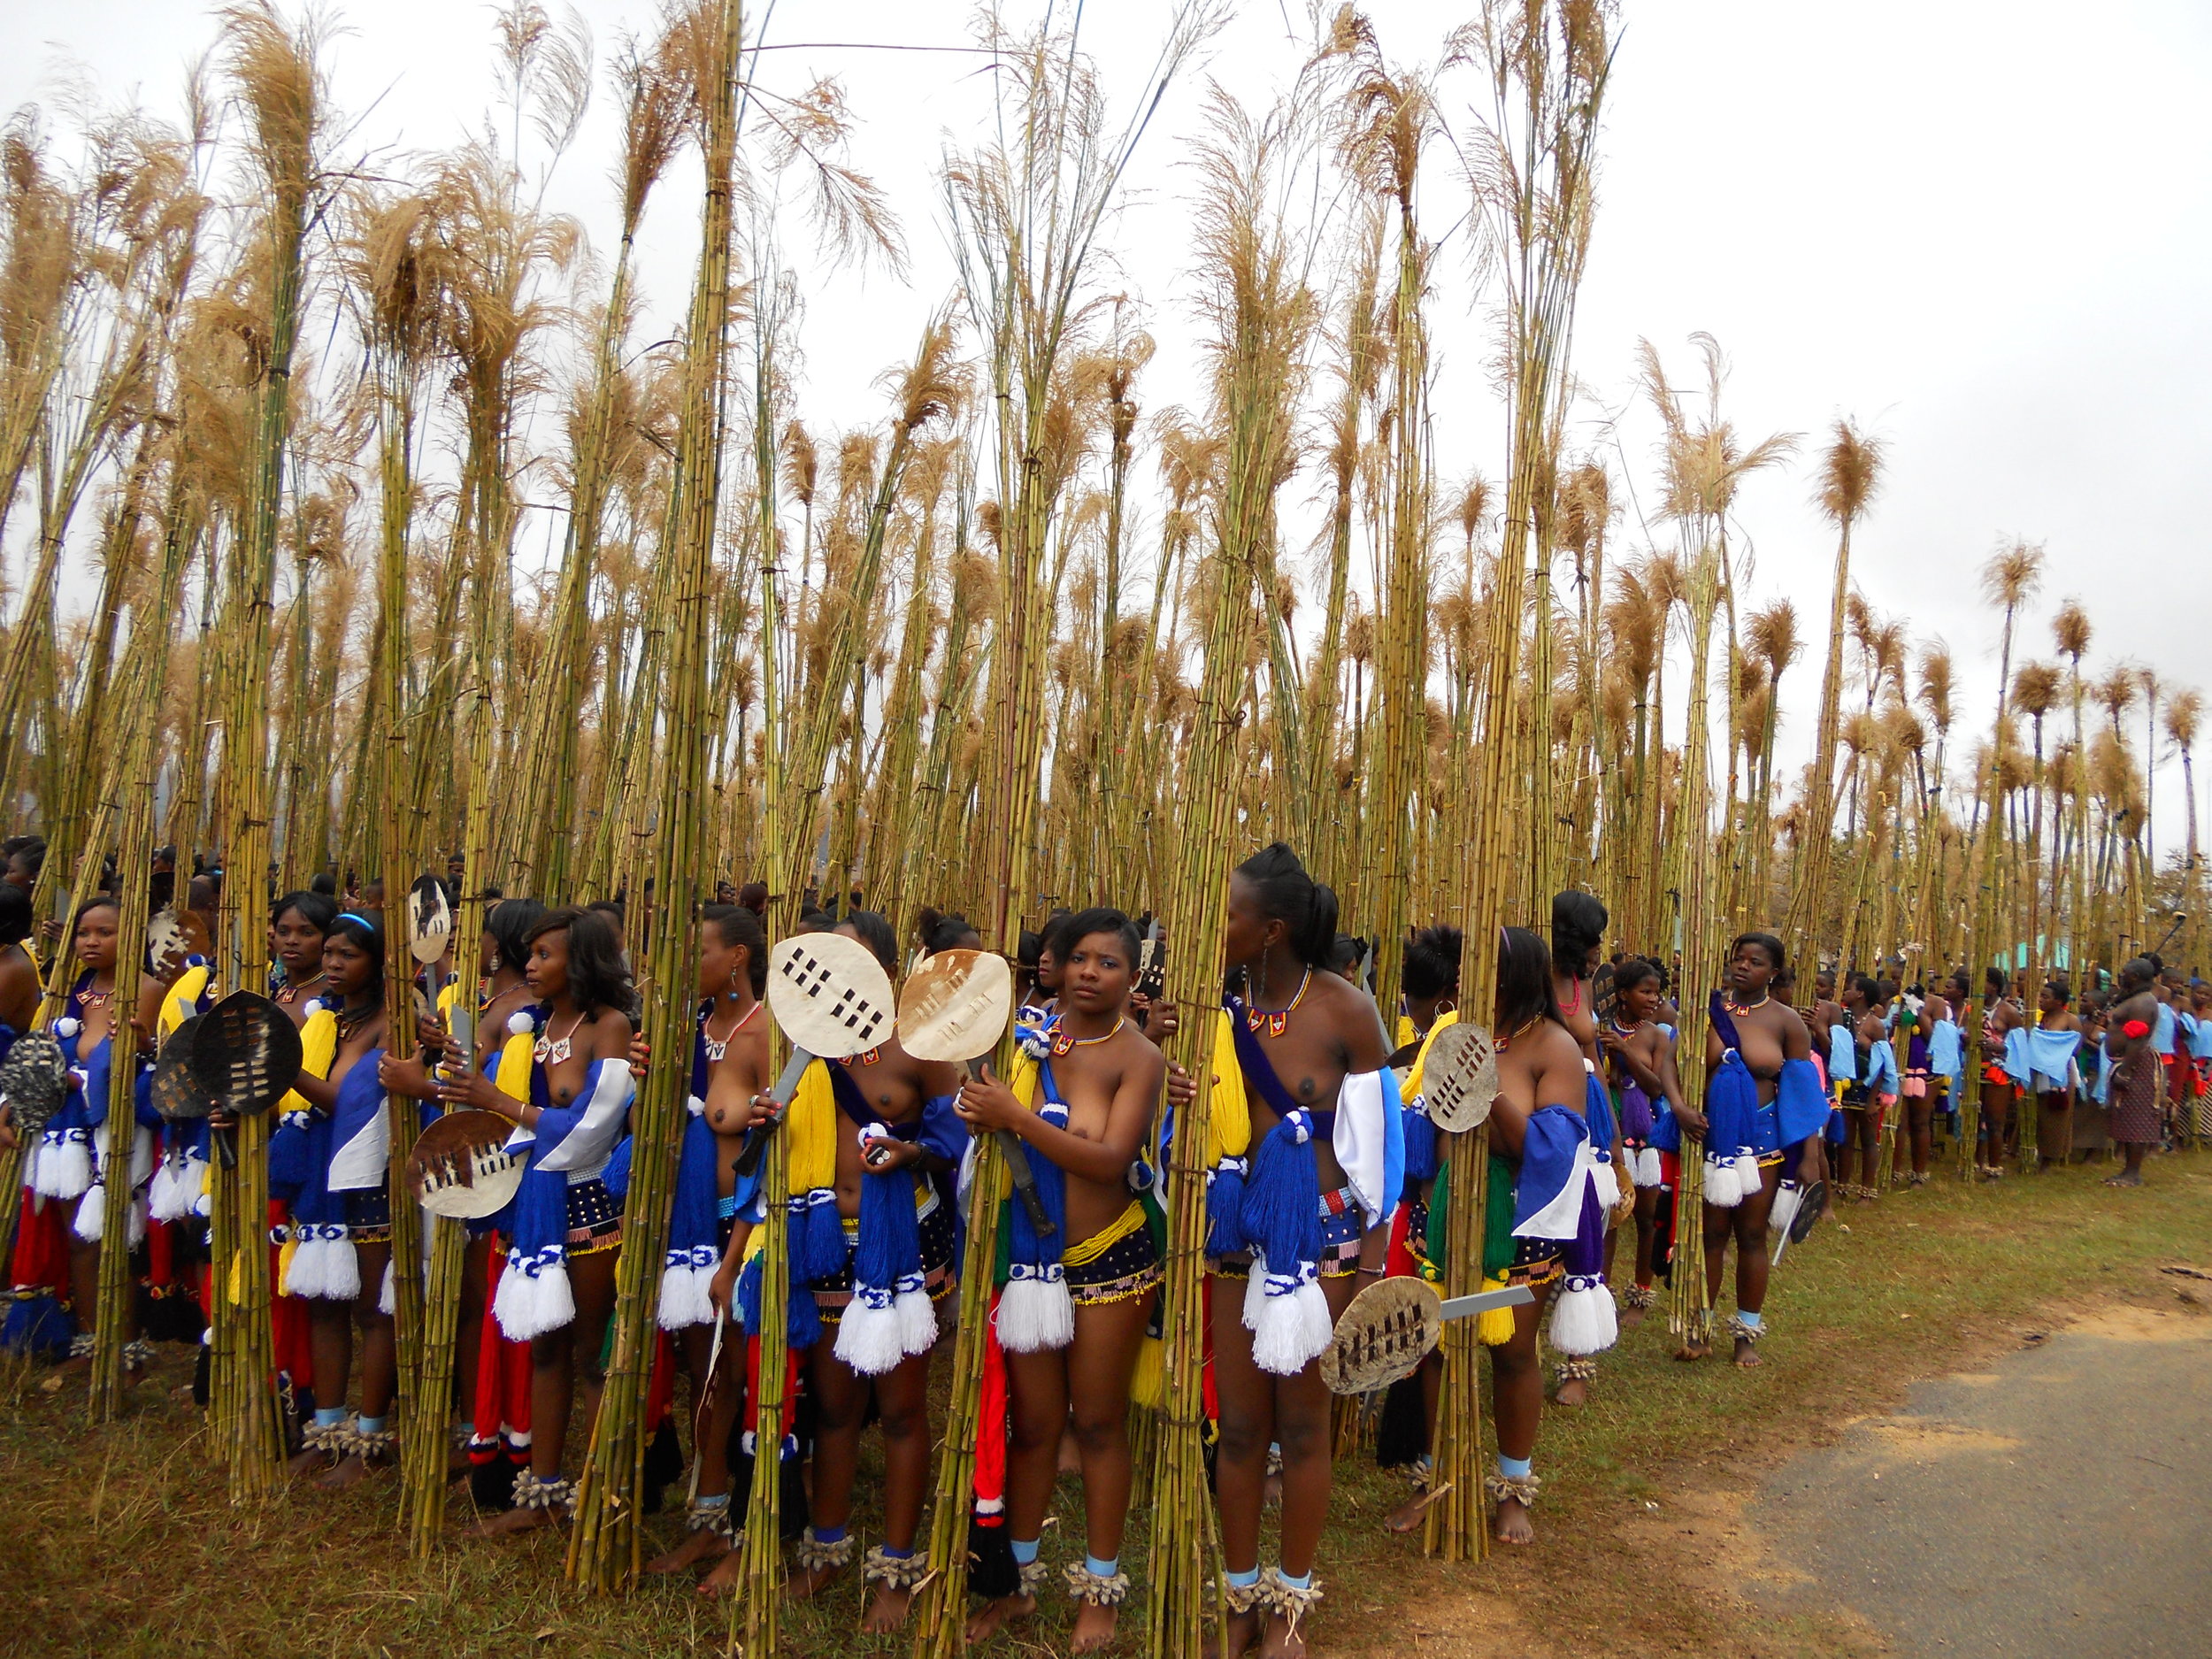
[8,1,2210,856]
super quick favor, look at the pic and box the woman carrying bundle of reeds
[1199,843,1399,1645]
[382,895,546,1508]
[434,905,635,1531]
[646,903,771,1586]
[1596,957,1686,1326]
[274,910,400,1488]
[953,906,1167,1653]
[1548,892,1632,1409]
[1977,967,2027,1179]
[1678,934,1825,1367]
[721,910,963,1629]
[1831,976,1896,1202]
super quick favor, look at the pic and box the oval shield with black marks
[1421,1020,1501,1133]
[765,933,895,1060]
[1322,1274,1443,1395]
[188,991,305,1118]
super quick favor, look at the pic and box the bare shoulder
[1111,1021,1165,1089]
[592,1007,634,1056]
[1306,969,1386,1062]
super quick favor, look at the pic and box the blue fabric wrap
[737,1246,824,1348]
[1704,1051,1760,1159]
[1240,1107,1320,1276]
[1512,1103,1587,1233]
[2154,1002,2177,1056]
[132,1064,160,1129]
[1778,1057,1829,1148]
[1616,1074,1655,1142]
[1582,1068,1617,1155]
[1401,1094,1438,1186]
[73,1032,115,1131]
[1563,1170,1607,1277]
[1828,1024,1856,1083]
[1865,1040,1901,1094]
[0,1019,14,1066]
[2001,1025,2032,1087]
[507,1055,630,1290]
[916,1092,966,1167]
[282,1110,338,1225]
[327,1053,387,1168]
[668,1005,726,1293]
[1930,1019,1963,1083]
[1008,1058,1070,1279]
[603,1135,634,1202]
[850,1157,924,1304]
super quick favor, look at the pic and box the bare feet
[1071,1600,1120,1655]
[648,1525,733,1576]
[1553,1375,1588,1408]
[473,1503,558,1538]
[1493,1494,1537,1545]
[862,1582,914,1634]
[697,1548,748,1597]
[1384,1483,1446,1534]
[2104,1171,2143,1187]
[1220,1608,1263,1659]
[1620,1300,1648,1330]
[1673,1340,1709,1362]
[964,1592,1034,1644]
[287,1446,335,1480]
[1732,1335,1763,1368]
[1258,1610,1309,1659]
[317,1451,388,1491]
[787,1556,848,1601]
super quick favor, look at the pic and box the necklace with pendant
[1724,992,1771,1015]
[1245,968,1312,1039]
[703,1000,761,1063]
[1050,1014,1126,1057]
[536,1011,587,1067]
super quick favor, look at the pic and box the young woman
[437,905,635,1532]
[1204,844,1395,1654]
[1835,977,1894,1202]
[282,912,396,1488]
[2031,978,2083,1171]
[1547,892,1629,1408]
[1597,957,1685,1326]
[37,899,143,1368]
[0,881,36,1042]
[1679,933,1817,1367]
[2101,958,2162,1187]
[271,891,339,1016]
[1977,966,2026,1179]
[955,908,1165,1652]
[649,904,771,1584]
[727,910,963,1631]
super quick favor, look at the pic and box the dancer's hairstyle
[526,906,636,1021]
[1235,842,1339,969]
[704,903,768,995]
[72,894,120,936]
[838,908,901,975]
[272,889,339,936]
[1497,926,1563,1033]
[1403,924,1463,1001]
[1730,931,1786,977]
[485,897,549,977]
[0,880,29,948]
[1058,907,1141,964]
[921,910,982,956]
[326,910,387,978]
[1613,956,1661,998]
[1551,891,1609,978]
[2044,975,2071,1003]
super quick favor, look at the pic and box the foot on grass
[696,1548,749,1598]
[1732,1335,1763,1368]
[1493,1494,1537,1546]
[1219,1608,1263,1659]
[1673,1340,1709,1363]
[648,1525,733,1576]
[316,1451,387,1492]
[1258,1610,1309,1659]
[2104,1171,2143,1187]
[861,1582,914,1634]
[1383,1484,1446,1534]
[1553,1375,1588,1408]
[964,1592,1034,1644]
[287,1446,335,1481]
[1620,1302,1648,1330]
[785,1555,848,1601]
[1071,1600,1120,1655]
[473,1503,558,1538]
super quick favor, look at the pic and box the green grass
[4,1151,2208,1658]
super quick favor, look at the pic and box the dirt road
[1747,1300,2212,1657]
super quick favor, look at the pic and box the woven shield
[1321,1274,1442,1395]
[150,1014,211,1121]
[1421,1020,1501,1133]
[187,990,305,1118]
[765,933,895,1060]
[409,1108,526,1218]
[409,876,453,966]
[0,1030,70,1141]
[896,949,1012,1064]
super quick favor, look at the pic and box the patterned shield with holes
[409,1108,526,1218]
[896,949,1011,1065]
[0,1030,70,1141]
[150,1014,210,1121]
[1422,1020,1501,1133]
[1322,1274,1443,1395]
[187,991,306,1118]
[765,933,895,1060]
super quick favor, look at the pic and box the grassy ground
[5,1149,2208,1659]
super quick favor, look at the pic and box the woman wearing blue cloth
[281,910,397,1489]
[1679,933,1818,1367]
[437,905,636,1533]
[1206,844,1395,1649]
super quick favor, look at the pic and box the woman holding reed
[955,907,1166,1652]
[1204,843,1395,1651]
[1596,957,1684,1325]
[1548,892,1630,1409]
[437,905,635,1531]
[281,911,398,1487]
[1977,966,2026,1178]
[1680,933,1821,1367]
